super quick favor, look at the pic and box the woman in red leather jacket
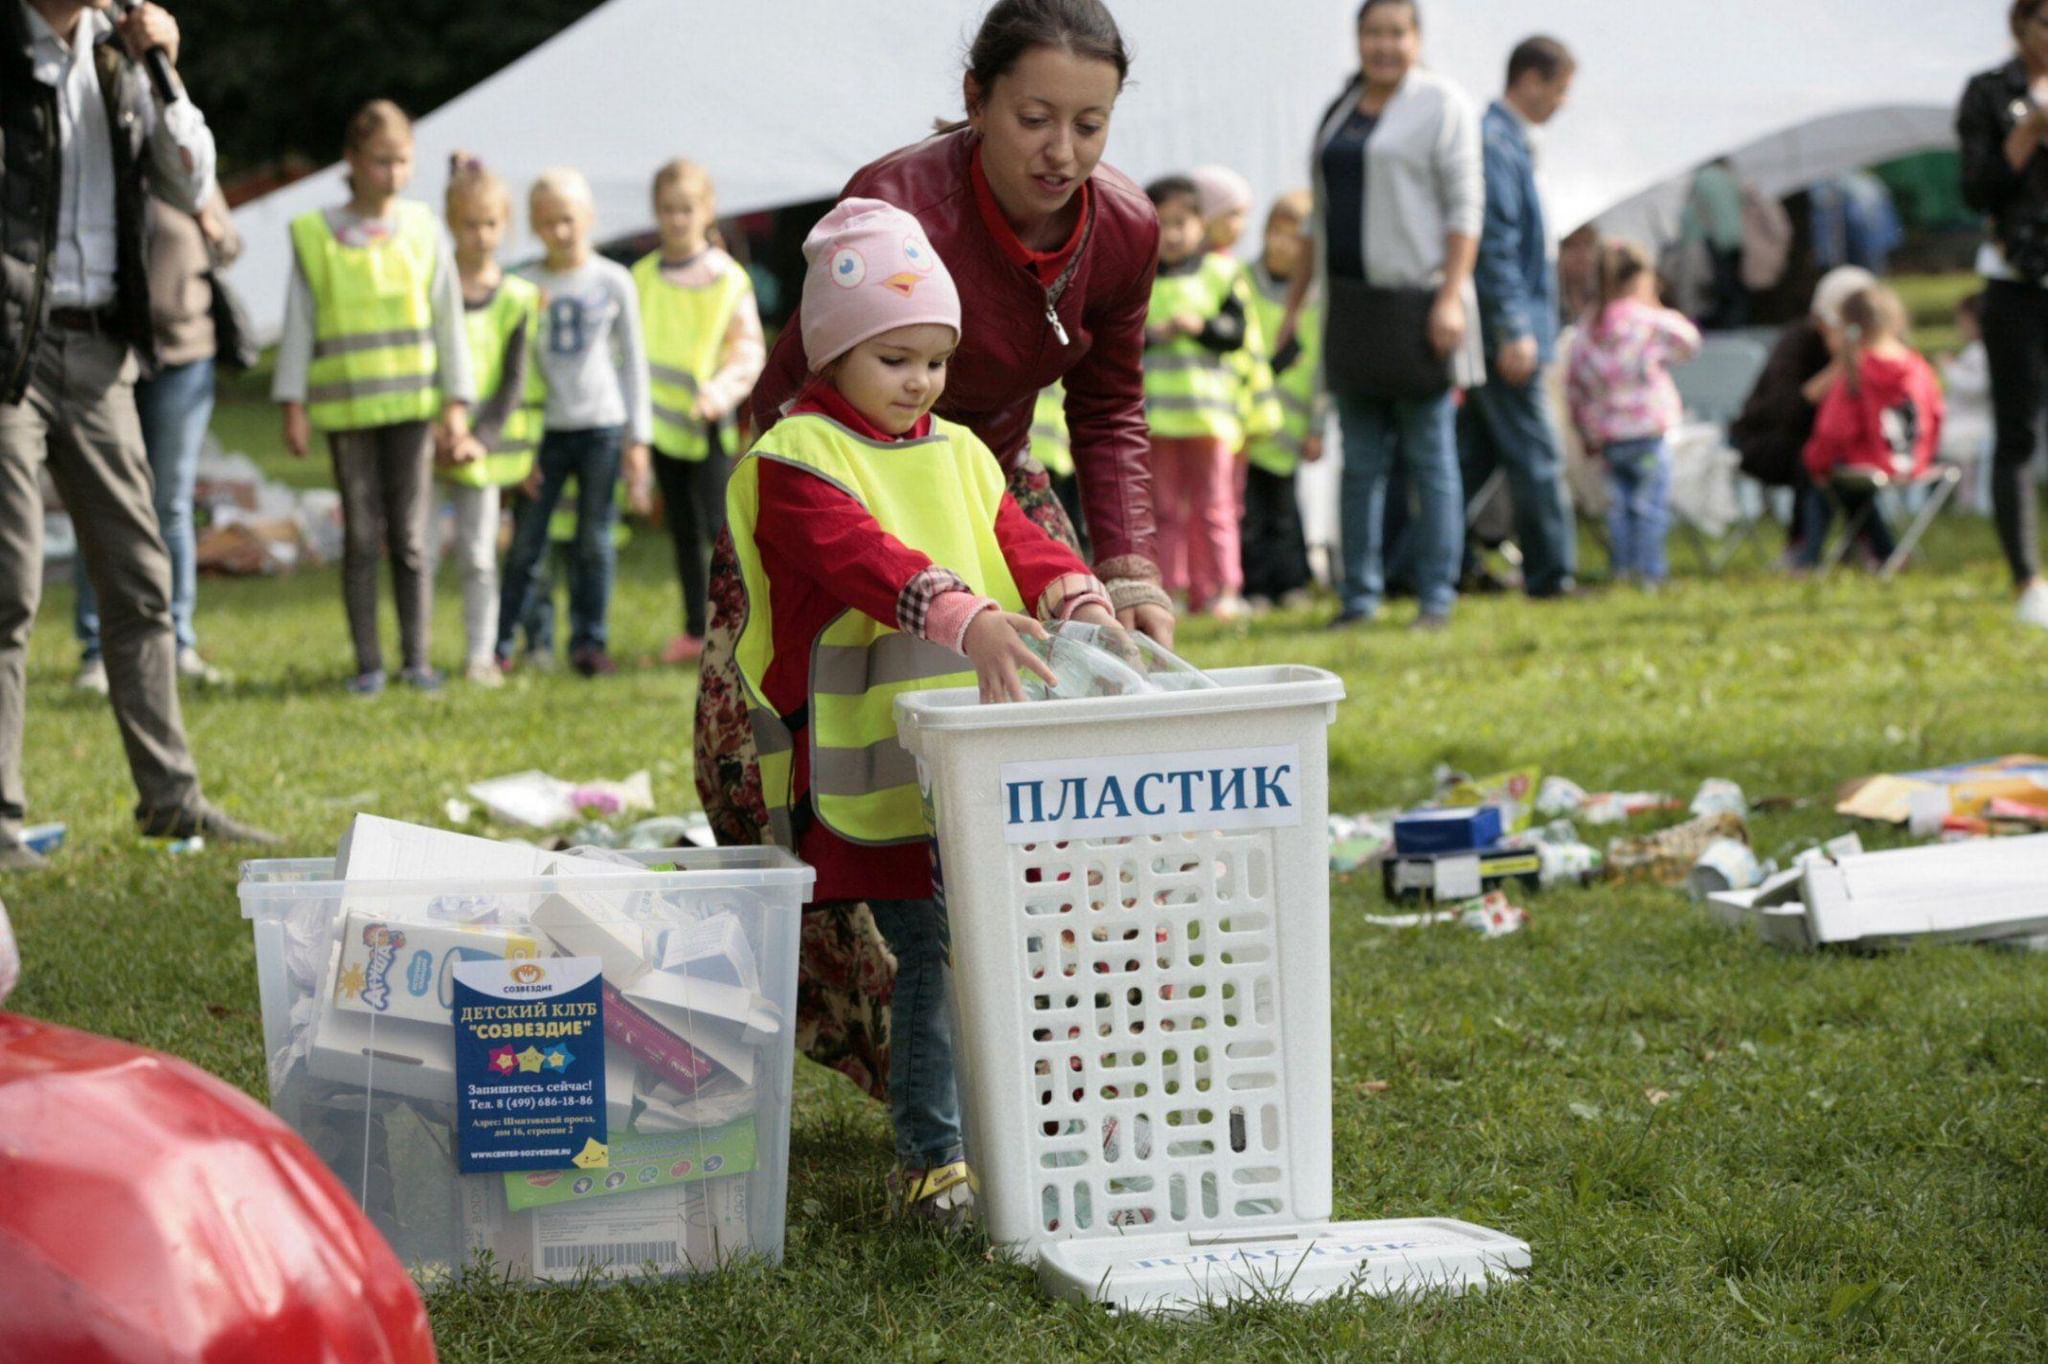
[693,0,1166,1104]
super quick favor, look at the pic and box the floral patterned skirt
[694,461,1080,1102]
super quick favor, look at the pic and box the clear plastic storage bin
[239,846,812,1286]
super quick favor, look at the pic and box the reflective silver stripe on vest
[311,327,435,359]
[1147,393,1241,416]
[649,363,701,392]
[1278,389,1312,417]
[748,707,795,756]
[652,400,702,434]
[811,734,920,798]
[813,634,964,696]
[304,373,437,404]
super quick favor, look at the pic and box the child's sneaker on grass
[346,669,387,696]
[400,667,444,693]
[176,647,226,686]
[465,658,505,688]
[662,634,706,665]
[2018,581,2048,631]
[888,1160,975,1231]
[74,656,107,695]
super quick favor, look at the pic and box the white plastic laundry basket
[897,665,1529,1312]
[899,665,1342,1248]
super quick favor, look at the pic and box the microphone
[110,0,180,105]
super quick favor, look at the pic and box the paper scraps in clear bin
[467,770,655,830]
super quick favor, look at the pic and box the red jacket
[749,129,1162,578]
[755,384,1091,903]
[1803,348,1945,484]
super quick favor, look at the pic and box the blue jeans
[1335,389,1463,617]
[495,427,621,656]
[1461,374,1578,595]
[74,357,213,658]
[1603,437,1673,582]
[867,896,962,1168]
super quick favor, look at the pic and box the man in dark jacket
[1462,35,1579,599]
[1,0,275,869]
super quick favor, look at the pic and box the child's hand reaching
[964,610,1058,703]
[1069,602,1117,628]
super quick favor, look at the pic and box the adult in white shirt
[0,0,277,869]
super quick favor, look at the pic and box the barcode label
[541,1240,681,1270]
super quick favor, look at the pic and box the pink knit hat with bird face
[800,197,961,371]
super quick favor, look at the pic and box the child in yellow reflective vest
[1142,175,1250,619]
[1241,191,1323,606]
[634,160,765,666]
[718,200,1116,1227]
[274,100,477,695]
[438,154,541,687]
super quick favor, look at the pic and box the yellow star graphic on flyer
[516,1045,546,1073]
[572,1138,609,1169]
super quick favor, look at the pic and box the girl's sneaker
[662,634,706,665]
[465,658,505,688]
[345,669,387,696]
[400,667,443,693]
[887,1160,975,1231]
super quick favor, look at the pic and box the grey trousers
[327,421,433,675]
[0,328,204,845]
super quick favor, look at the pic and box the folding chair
[1670,335,1773,574]
[1818,463,1964,579]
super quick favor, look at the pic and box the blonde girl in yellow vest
[634,160,765,666]
[721,200,1117,1225]
[438,154,542,687]
[273,100,477,695]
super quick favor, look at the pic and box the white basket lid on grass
[1034,1217,1530,1314]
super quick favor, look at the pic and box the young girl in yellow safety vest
[633,160,764,666]
[718,199,1116,1226]
[274,100,477,695]
[438,154,542,687]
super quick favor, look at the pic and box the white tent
[231,0,2009,341]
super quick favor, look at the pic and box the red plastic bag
[0,1012,438,1364]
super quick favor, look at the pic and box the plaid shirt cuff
[896,567,973,639]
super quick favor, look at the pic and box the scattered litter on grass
[466,769,654,829]
[1608,811,1748,886]
[1363,891,1527,937]
[1835,754,2048,825]
[1702,831,2048,950]
[1688,779,1747,818]
[623,814,716,850]
[1686,838,1767,897]
[442,798,473,825]
[142,835,205,855]
[1436,766,1541,832]
[1328,813,1394,872]
[21,823,65,856]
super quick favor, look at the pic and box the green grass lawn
[7,490,2047,1358]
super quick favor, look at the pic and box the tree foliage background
[179,0,607,174]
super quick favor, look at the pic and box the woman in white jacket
[1288,0,1482,629]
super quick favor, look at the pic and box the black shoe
[139,802,283,847]
[1325,609,1376,631]
[570,647,618,678]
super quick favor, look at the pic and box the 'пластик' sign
[998,744,1302,843]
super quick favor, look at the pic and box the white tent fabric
[230,0,2008,344]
